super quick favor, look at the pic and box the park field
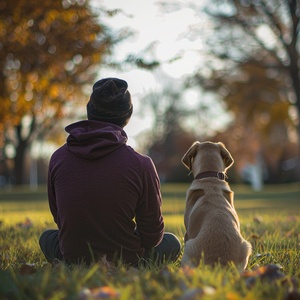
[0,183,299,299]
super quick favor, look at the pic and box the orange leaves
[62,11,80,23]
[1,0,117,154]
[79,286,120,300]
[41,9,60,30]
[49,84,60,99]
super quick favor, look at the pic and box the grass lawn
[0,183,299,299]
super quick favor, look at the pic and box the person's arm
[135,157,164,249]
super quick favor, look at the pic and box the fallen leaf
[19,263,37,275]
[241,264,285,288]
[285,289,300,300]
[226,292,240,300]
[180,286,216,300]
[285,229,295,238]
[17,218,33,229]
[79,286,120,299]
[181,265,196,277]
[180,288,203,300]
[285,281,300,300]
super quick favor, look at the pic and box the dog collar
[194,171,227,181]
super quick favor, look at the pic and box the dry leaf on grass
[180,286,216,300]
[19,263,37,275]
[241,264,285,288]
[79,286,120,299]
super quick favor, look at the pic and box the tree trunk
[14,136,28,185]
[13,118,35,185]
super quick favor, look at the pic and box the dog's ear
[182,142,200,171]
[218,142,234,169]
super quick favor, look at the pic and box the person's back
[49,120,164,265]
[39,78,181,266]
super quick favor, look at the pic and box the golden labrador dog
[181,141,252,270]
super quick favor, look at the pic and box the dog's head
[181,141,234,174]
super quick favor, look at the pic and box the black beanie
[87,78,133,128]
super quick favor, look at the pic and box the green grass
[0,183,299,299]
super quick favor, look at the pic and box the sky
[33,0,216,158]
[90,0,209,147]
[99,0,205,79]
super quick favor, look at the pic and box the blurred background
[0,0,299,190]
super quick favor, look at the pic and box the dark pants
[39,230,181,267]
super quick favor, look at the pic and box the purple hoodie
[48,120,164,265]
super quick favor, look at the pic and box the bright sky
[99,0,205,75]
[34,0,230,159]
[93,0,220,148]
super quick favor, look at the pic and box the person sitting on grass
[39,77,182,267]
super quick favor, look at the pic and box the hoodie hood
[65,120,128,160]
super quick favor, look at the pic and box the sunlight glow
[95,0,220,147]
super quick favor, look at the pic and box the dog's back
[181,141,252,270]
[196,193,250,269]
[182,179,252,270]
[183,178,251,267]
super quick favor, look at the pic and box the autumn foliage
[0,0,115,184]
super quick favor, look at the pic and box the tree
[199,60,299,183]
[180,0,300,183]
[137,79,207,182]
[201,0,300,138]
[0,0,124,184]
